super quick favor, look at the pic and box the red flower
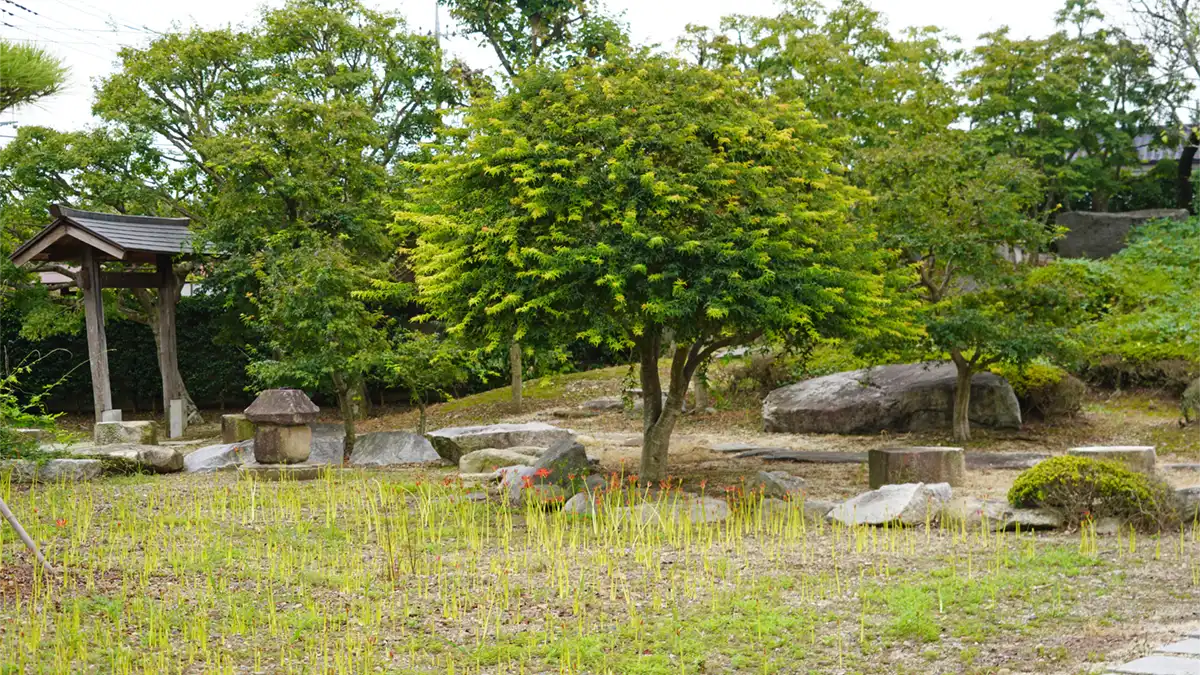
[535,468,552,478]
[699,479,708,489]
[55,518,67,528]
[521,476,534,488]
[628,475,639,484]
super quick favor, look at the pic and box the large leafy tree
[405,52,887,482]
[963,0,1180,212]
[858,131,1086,440]
[93,0,463,419]
[679,0,960,157]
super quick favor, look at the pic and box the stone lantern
[243,389,319,464]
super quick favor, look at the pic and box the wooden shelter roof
[10,205,193,266]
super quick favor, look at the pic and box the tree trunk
[352,379,370,419]
[417,401,427,435]
[80,248,112,422]
[509,341,523,410]
[332,372,356,463]
[135,274,202,426]
[1178,129,1198,213]
[692,368,709,411]
[949,350,973,442]
[638,334,691,484]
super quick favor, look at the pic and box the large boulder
[460,448,539,474]
[350,431,440,466]
[828,483,952,527]
[184,441,255,472]
[308,424,347,464]
[1055,208,1188,259]
[532,439,593,485]
[941,497,1064,531]
[427,423,574,463]
[762,362,1021,434]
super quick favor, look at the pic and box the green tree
[93,0,464,421]
[963,0,1180,212]
[0,41,65,113]
[440,0,627,79]
[380,331,470,434]
[404,52,887,482]
[859,131,1086,440]
[246,238,387,460]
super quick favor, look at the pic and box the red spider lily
[699,479,708,489]
[568,474,576,481]
[55,518,67,528]
[534,468,551,478]
[521,476,534,488]
[628,475,639,484]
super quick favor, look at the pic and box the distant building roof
[10,205,193,266]
[1134,130,1199,169]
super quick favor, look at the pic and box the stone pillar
[244,389,319,465]
[221,414,255,443]
[868,447,965,489]
[168,399,185,439]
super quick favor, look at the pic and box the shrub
[1008,455,1179,530]
[990,361,1086,420]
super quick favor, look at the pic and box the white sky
[1,0,1131,137]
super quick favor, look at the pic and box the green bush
[1008,455,1179,529]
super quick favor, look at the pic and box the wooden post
[80,248,112,422]
[156,255,181,429]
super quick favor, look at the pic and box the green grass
[2,469,1197,674]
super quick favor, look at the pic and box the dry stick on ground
[0,494,56,576]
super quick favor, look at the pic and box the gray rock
[532,439,592,485]
[495,465,537,503]
[703,442,789,455]
[747,470,806,499]
[184,441,255,472]
[308,424,346,464]
[1,458,105,483]
[829,483,952,527]
[243,388,320,426]
[940,497,1064,531]
[72,444,183,474]
[460,448,539,474]
[427,422,574,463]
[350,431,440,466]
[1055,208,1188,259]
[803,498,837,522]
[612,496,731,525]
[562,491,598,516]
[581,396,624,411]
[1108,654,1200,674]
[762,362,1021,434]
[94,421,157,446]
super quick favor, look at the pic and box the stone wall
[1055,208,1188,259]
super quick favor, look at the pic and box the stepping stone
[1158,639,1200,656]
[238,464,324,481]
[1068,446,1157,473]
[869,447,964,488]
[703,442,788,454]
[1110,655,1200,674]
[1161,464,1200,472]
[757,451,868,464]
[965,453,1048,470]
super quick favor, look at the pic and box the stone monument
[243,389,319,465]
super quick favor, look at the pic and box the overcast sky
[1,0,1131,137]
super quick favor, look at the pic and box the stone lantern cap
[244,388,319,426]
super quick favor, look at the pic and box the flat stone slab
[70,444,184,473]
[1068,446,1157,473]
[238,464,323,481]
[0,459,103,483]
[755,450,869,464]
[965,453,1048,470]
[1162,463,1200,472]
[1110,655,1200,674]
[1157,640,1200,656]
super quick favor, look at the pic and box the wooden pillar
[80,248,113,422]
[156,255,181,428]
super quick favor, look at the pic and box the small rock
[562,492,598,516]
[458,472,497,486]
[829,483,952,527]
[581,396,624,411]
[221,414,255,443]
[940,497,1064,531]
[747,470,806,499]
[464,491,488,503]
[1093,517,1125,535]
[183,441,255,472]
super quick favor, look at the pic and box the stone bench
[868,447,965,488]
